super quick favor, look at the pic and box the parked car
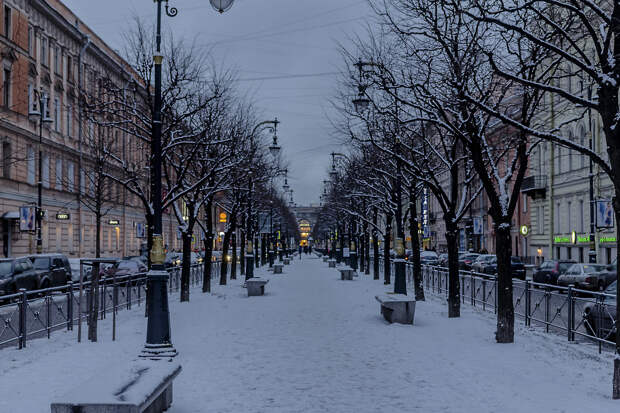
[0,257,40,295]
[190,252,203,265]
[165,252,181,268]
[557,263,610,290]
[68,258,93,282]
[459,253,480,270]
[583,281,616,340]
[532,260,575,285]
[104,258,147,278]
[28,254,72,288]
[471,254,496,273]
[511,256,526,280]
[437,253,449,267]
[420,250,439,266]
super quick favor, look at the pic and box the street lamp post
[246,118,279,279]
[29,89,52,255]
[142,0,234,360]
[352,59,407,294]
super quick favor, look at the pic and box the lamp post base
[246,255,254,280]
[139,343,178,360]
[141,269,175,359]
[394,258,407,295]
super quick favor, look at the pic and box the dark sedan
[459,253,480,271]
[583,281,616,340]
[0,257,40,295]
[532,260,575,285]
[473,256,525,279]
[104,259,147,278]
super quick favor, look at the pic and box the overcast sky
[61,0,372,206]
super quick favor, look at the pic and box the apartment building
[0,0,186,258]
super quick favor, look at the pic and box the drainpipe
[77,34,90,257]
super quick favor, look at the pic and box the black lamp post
[141,0,234,360]
[29,88,53,255]
[246,118,279,280]
[352,58,407,295]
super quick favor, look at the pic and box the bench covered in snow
[328,259,336,268]
[323,256,329,262]
[246,277,269,296]
[51,361,181,413]
[375,294,416,325]
[273,263,284,274]
[338,267,355,280]
[283,257,291,265]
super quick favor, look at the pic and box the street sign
[519,225,529,237]
[108,219,120,226]
[473,217,483,235]
[343,247,350,258]
[136,222,146,238]
[596,200,614,228]
[56,213,70,220]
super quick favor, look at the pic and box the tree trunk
[410,187,425,301]
[220,227,232,285]
[445,222,460,318]
[180,230,192,302]
[89,210,102,342]
[240,228,246,277]
[495,220,514,343]
[384,215,392,285]
[231,230,237,280]
[202,199,213,293]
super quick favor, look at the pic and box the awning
[2,211,19,220]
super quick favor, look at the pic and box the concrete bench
[51,361,181,413]
[246,277,269,296]
[328,259,336,268]
[273,263,284,274]
[322,256,329,263]
[283,258,291,265]
[338,267,355,280]
[375,294,416,325]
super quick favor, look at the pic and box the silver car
[557,263,609,291]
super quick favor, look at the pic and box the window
[523,195,527,213]
[2,68,9,108]
[42,93,50,119]
[42,154,49,188]
[54,97,60,132]
[55,158,62,190]
[28,26,33,56]
[53,47,60,74]
[555,202,560,233]
[27,83,34,112]
[67,161,74,192]
[27,146,35,185]
[567,247,572,260]
[557,146,562,174]
[80,170,85,194]
[567,202,571,233]
[67,56,72,81]
[2,141,9,178]
[66,104,72,137]
[4,6,11,40]
[41,37,48,66]
[568,133,573,170]
[556,247,561,260]
[579,200,585,233]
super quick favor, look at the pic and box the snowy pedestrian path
[0,255,618,412]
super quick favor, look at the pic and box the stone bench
[51,361,181,413]
[246,277,269,296]
[338,267,355,280]
[273,263,284,274]
[322,256,329,263]
[328,259,336,268]
[375,294,416,325]
[283,258,291,265]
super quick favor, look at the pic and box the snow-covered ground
[0,255,618,412]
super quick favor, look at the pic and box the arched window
[580,125,586,168]
[567,131,573,171]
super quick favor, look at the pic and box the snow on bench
[338,266,355,280]
[375,294,416,325]
[273,263,284,274]
[283,258,291,265]
[328,259,336,268]
[51,361,181,413]
[322,256,329,262]
[246,277,269,296]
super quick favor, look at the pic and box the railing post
[525,280,531,327]
[471,274,475,306]
[494,279,497,314]
[113,280,118,342]
[46,294,51,339]
[101,277,106,320]
[67,281,73,331]
[127,279,131,310]
[545,287,550,333]
[18,288,27,349]
[482,279,486,311]
[567,285,574,341]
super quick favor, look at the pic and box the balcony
[521,175,547,198]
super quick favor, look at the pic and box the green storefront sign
[554,233,590,244]
[600,236,616,244]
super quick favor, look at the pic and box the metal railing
[376,256,616,353]
[0,261,221,350]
